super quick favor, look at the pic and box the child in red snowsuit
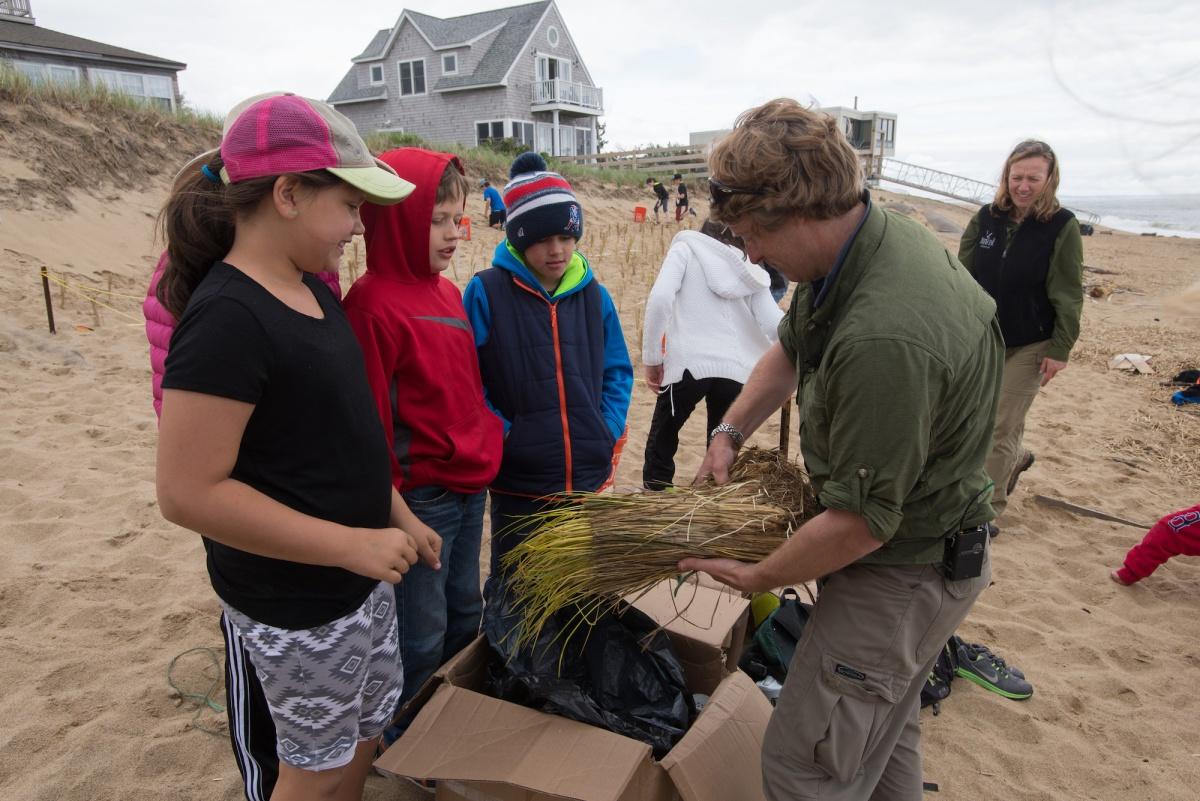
[1111,503,1200,584]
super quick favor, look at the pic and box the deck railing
[0,0,33,18]
[532,79,603,112]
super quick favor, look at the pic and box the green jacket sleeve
[957,212,982,273]
[1044,217,1084,361]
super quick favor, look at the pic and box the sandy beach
[1,101,1198,801]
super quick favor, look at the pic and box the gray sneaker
[955,642,1032,700]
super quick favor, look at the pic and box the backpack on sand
[920,635,964,713]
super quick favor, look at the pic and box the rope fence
[38,266,143,332]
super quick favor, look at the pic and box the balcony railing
[0,0,34,18]
[532,79,603,112]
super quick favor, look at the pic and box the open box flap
[659,671,772,801]
[377,684,653,801]
[626,580,750,651]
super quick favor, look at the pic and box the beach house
[0,0,185,110]
[692,105,897,159]
[328,1,603,157]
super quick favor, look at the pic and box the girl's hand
[407,518,443,570]
[345,527,420,583]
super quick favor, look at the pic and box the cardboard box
[375,583,770,801]
[625,579,750,689]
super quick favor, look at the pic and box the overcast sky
[34,0,1200,196]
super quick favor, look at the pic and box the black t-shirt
[162,262,392,629]
[677,182,689,205]
[652,181,669,201]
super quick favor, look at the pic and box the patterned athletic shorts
[221,582,404,771]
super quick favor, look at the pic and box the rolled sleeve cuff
[1045,343,1071,362]
[818,468,903,544]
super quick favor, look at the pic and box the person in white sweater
[641,220,784,490]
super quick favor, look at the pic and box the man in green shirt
[680,99,1003,801]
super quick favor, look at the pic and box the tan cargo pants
[985,340,1050,519]
[762,550,990,801]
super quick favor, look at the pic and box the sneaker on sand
[1006,450,1035,496]
[955,642,1032,700]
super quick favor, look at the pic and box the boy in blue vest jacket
[462,153,633,586]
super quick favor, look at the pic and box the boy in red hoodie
[1111,503,1200,585]
[343,148,504,743]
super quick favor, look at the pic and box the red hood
[361,147,464,284]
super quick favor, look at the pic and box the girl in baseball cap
[155,92,439,798]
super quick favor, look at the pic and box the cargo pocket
[810,653,906,783]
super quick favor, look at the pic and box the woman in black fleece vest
[958,140,1084,528]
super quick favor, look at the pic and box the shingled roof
[332,0,552,102]
[0,17,185,69]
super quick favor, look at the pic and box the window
[475,120,505,145]
[880,118,896,144]
[442,53,458,74]
[89,68,174,110]
[476,120,505,144]
[397,59,426,96]
[547,26,559,46]
[369,64,384,84]
[12,60,80,86]
[575,126,593,155]
[512,121,535,148]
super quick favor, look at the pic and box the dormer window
[369,64,383,85]
[442,53,458,75]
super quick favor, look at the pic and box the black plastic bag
[482,578,693,758]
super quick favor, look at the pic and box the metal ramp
[867,157,1100,224]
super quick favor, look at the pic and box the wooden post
[778,398,791,459]
[91,298,101,328]
[40,268,56,334]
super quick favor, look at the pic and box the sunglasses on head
[708,177,766,205]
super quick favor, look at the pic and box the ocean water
[1061,195,1200,239]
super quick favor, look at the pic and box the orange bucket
[633,206,647,223]
[458,215,472,240]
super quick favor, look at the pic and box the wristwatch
[710,422,745,448]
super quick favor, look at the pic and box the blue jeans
[384,485,485,743]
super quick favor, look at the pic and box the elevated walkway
[867,157,1100,225]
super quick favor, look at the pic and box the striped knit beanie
[503,152,583,253]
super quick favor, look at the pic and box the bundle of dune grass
[500,448,818,650]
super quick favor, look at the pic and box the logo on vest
[979,230,997,250]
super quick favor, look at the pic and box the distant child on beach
[1110,503,1200,585]
[481,178,507,228]
[647,177,669,222]
[463,152,633,585]
[154,92,440,801]
[673,172,695,221]
[342,148,503,745]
